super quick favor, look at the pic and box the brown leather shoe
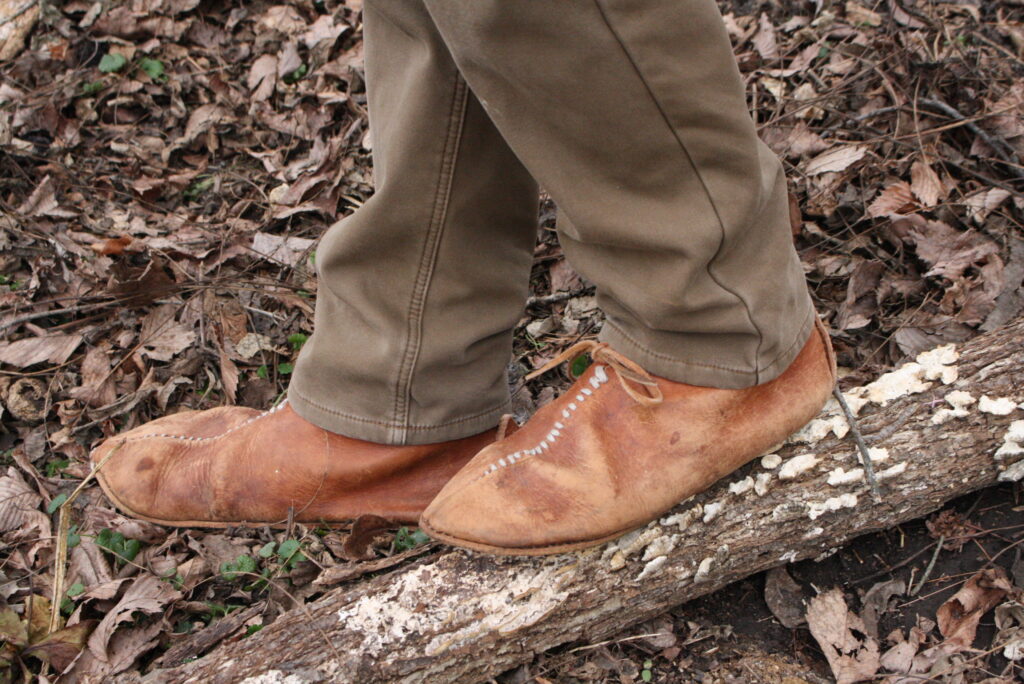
[420,319,837,555]
[90,400,497,527]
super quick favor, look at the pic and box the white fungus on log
[779,453,820,480]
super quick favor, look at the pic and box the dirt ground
[0,0,1022,681]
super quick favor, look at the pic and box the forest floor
[0,0,1023,681]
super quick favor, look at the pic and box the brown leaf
[250,232,315,267]
[176,104,229,146]
[219,348,239,403]
[937,567,1013,649]
[247,54,278,101]
[805,145,867,175]
[867,181,915,218]
[67,344,117,408]
[964,188,1011,225]
[138,304,196,362]
[846,1,882,27]
[806,588,880,684]
[23,620,95,672]
[753,13,778,60]
[890,214,1000,281]
[89,236,134,256]
[765,566,806,628]
[859,579,905,639]
[67,541,121,602]
[0,467,49,535]
[342,514,395,561]
[86,574,182,663]
[909,160,945,207]
[17,175,76,218]
[835,260,885,330]
[0,334,82,368]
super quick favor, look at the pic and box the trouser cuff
[287,385,507,445]
[599,305,816,390]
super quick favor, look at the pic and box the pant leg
[290,0,540,445]
[423,0,816,389]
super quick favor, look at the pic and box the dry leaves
[806,588,880,684]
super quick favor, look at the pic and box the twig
[833,387,882,502]
[0,300,118,334]
[917,98,1024,181]
[525,289,593,308]
[910,534,945,596]
[48,443,121,632]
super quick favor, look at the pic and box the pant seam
[591,0,767,379]
[390,72,470,442]
[292,386,509,430]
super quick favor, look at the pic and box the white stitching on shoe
[481,366,609,476]
[119,399,290,445]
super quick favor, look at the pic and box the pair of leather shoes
[91,320,835,555]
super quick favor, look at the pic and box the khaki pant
[291,0,816,445]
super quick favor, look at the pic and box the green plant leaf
[46,493,68,514]
[66,583,85,598]
[287,333,308,351]
[98,53,127,74]
[570,354,591,378]
[257,542,276,558]
[277,362,294,375]
[139,57,165,81]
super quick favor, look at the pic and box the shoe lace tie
[525,340,663,407]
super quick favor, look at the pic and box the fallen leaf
[753,13,778,60]
[936,567,1013,649]
[806,145,867,175]
[806,588,880,684]
[23,620,95,672]
[86,574,182,662]
[342,514,395,560]
[963,187,1011,225]
[0,467,50,535]
[890,214,1000,281]
[860,578,905,639]
[248,53,278,101]
[67,344,117,408]
[846,1,882,27]
[868,181,916,218]
[0,334,83,368]
[17,175,76,218]
[910,160,945,207]
[250,231,315,267]
[765,566,806,628]
[138,306,196,362]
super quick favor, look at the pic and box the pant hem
[287,385,507,446]
[599,305,816,389]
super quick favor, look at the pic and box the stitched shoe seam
[116,399,289,445]
[468,365,611,486]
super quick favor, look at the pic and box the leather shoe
[420,319,836,555]
[91,400,497,527]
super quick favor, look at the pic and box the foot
[420,319,836,555]
[90,400,497,527]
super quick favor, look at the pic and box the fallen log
[140,316,1024,684]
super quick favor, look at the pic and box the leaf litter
[0,0,1021,680]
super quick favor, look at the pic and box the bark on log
[141,316,1024,684]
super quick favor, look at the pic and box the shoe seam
[113,399,290,445]
[420,516,634,553]
[463,366,612,487]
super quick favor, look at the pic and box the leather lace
[525,341,664,407]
